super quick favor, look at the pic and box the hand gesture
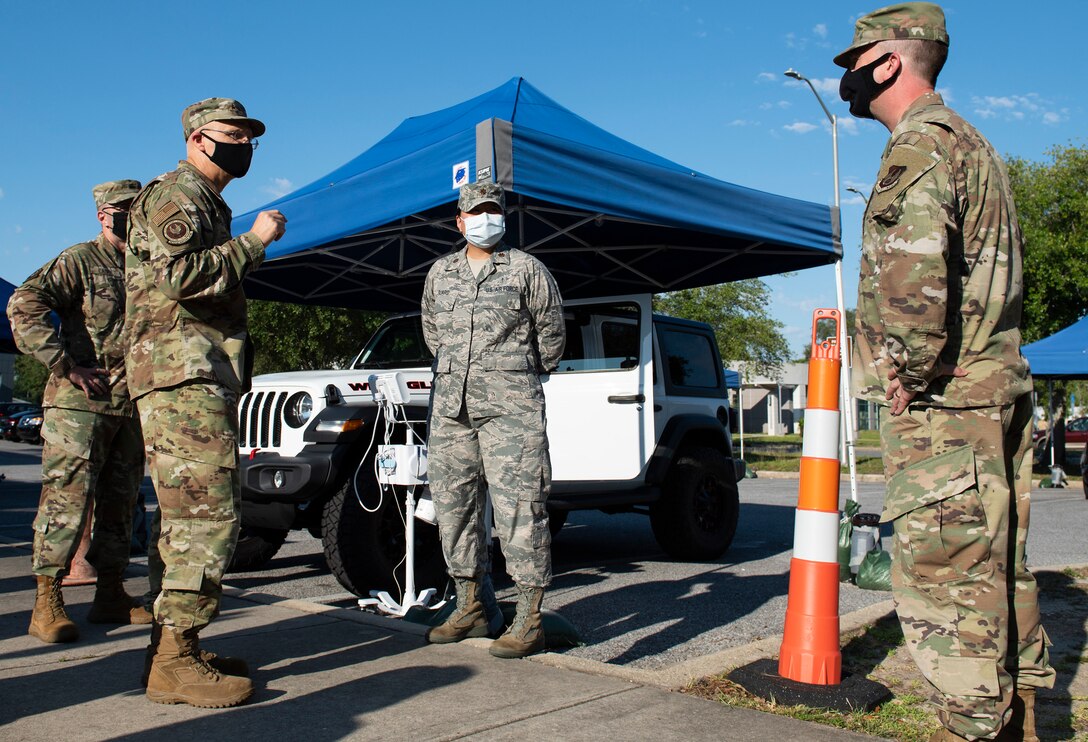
[67,365,109,399]
[886,362,967,416]
[252,210,288,247]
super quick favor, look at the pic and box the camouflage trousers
[32,407,143,579]
[427,407,552,587]
[880,393,1055,739]
[138,382,239,632]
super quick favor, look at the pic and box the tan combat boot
[141,622,249,687]
[1017,687,1040,742]
[489,585,545,659]
[28,575,79,643]
[426,577,491,644]
[145,626,252,708]
[995,686,1040,742]
[927,728,970,742]
[87,574,153,625]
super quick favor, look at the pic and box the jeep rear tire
[322,474,448,597]
[650,446,739,560]
[227,527,288,573]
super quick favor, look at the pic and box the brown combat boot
[145,626,252,708]
[489,585,545,659]
[87,574,153,625]
[426,578,491,644]
[28,575,79,644]
[141,622,249,687]
[927,727,970,742]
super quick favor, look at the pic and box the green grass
[686,676,939,742]
[735,432,885,475]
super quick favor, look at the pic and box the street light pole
[784,68,859,504]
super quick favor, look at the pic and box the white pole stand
[357,485,441,616]
[357,382,442,616]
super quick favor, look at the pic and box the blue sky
[2,1,1084,356]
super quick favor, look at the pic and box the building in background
[730,362,877,436]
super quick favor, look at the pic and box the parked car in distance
[16,409,45,444]
[0,402,35,418]
[2,408,41,441]
[1064,417,1088,444]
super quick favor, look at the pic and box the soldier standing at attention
[836,4,1055,740]
[421,181,565,658]
[125,98,286,708]
[9,180,152,644]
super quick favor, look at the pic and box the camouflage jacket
[421,246,566,418]
[852,92,1031,408]
[124,161,265,399]
[7,234,132,415]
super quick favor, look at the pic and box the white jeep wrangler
[235,293,741,596]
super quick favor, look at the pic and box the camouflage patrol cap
[182,97,266,141]
[91,179,141,209]
[458,180,506,212]
[834,2,949,68]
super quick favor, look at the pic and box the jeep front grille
[238,391,289,449]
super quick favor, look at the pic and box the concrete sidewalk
[0,540,883,741]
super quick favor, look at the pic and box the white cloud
[813,23,828,39]
[14,224,23,234]
[784,121,818,134]
[837,117,859,136]
[730,119,755,127]
[809,77,840,94]
[263,177,294,198]
[0,187,5,199]
[970,92,1060,125]
[756,72,777,83]
[936,86,954,104]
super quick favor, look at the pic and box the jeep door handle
[608,394,645,404]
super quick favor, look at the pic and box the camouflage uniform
[422,241,565,588]
[8,179,144,582]
[125,159,264,630]
[840,5,1055,738]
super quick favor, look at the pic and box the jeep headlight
[284,392,313,428]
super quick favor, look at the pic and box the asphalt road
[2,438,1086,672]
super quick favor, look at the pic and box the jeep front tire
[650,446,739,560]
[322,472,448,597]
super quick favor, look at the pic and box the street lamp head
[784,68,804,81]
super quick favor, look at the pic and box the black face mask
[203,134,253,178]
[109,211,127,242]
[839,53,895,119]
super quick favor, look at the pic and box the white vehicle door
[543,295,654,481]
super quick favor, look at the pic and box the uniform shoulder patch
[151,200,182,227]
[874,146,937,195]
[162,219,194,245]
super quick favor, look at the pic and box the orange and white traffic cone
[778,308,842,685]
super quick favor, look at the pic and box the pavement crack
[445,686,642,740]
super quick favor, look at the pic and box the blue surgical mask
[462,212,506,249]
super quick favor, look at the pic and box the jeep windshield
[352,315,434,369]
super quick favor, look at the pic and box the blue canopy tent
[1021,317,1088,485]
[1,277,17,354]
[236,77,840,310]
[1022,316,1088,379]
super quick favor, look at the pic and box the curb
[750,469,887,483]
